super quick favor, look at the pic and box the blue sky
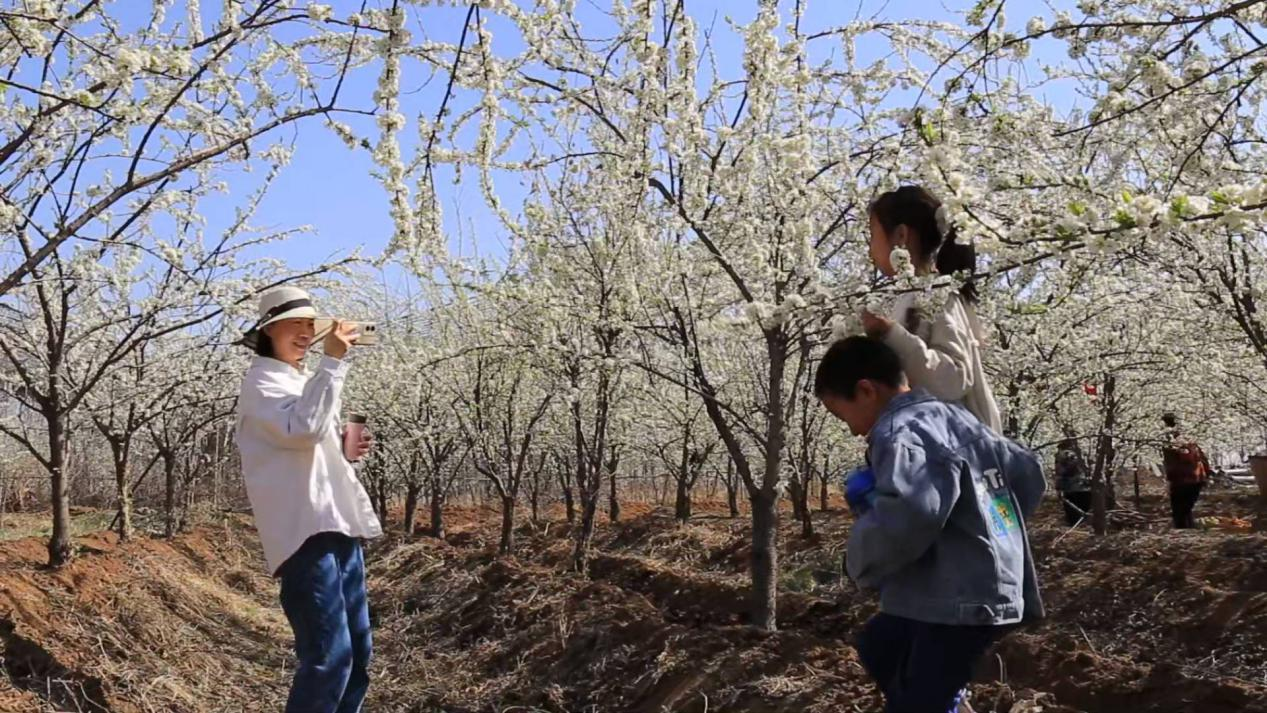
[210,0,1077,278]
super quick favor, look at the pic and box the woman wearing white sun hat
[235,286,382,713]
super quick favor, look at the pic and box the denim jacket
[846,389,1046,626]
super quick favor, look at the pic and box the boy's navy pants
[856,612,1005,713]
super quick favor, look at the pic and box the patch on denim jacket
[980,468,1020,537]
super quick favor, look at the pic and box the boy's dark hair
[814,336,904,399]
[870,185,977,302]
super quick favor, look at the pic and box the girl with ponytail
[861,185,1003,433]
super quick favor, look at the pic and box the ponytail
[933,226,978,302]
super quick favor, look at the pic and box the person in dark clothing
[1053,439,1092,527]
[1160,414,1210,530]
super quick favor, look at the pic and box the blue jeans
[856,613,1003,713]
[277,532,372,713]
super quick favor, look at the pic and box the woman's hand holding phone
[323,320,360,360]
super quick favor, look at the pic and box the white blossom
[114,47,149,75]
[890,246,915,277]
[307,4,333,22]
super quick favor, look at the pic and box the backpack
[1163,442,1206,485]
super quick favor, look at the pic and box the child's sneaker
[951,688,975,713]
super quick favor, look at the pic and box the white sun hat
[255,286,319,328]
[240,286,324,349]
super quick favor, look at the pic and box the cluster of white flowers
[3,16,51,57]
[889,246,914,277]
[0,202,21,232]
[373,6,418,262]
[108,45,194,86]
[325,119,361,150]
[863,293,890,317]
[260,144,294,166]
[1117,193,1164,229]
[156,241,184,267]
[114,46,152,76]
[307,4,333,22]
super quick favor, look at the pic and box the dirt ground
[1,484,1265,712]
[0,513,290,713]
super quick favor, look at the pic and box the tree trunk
[211,429,223,511]
[572,490,600,572]
[725,459,739,518]
[561,479,575,524]
[429,484,446,539]
[530,483,541,524]
[674,475,692,523]
[789,479,805,521]
[750,490,779,631]
[47,411,72,567]
[1140,466,1150,511]
[819,455,831,512]
[789,474,815,536]
[163,452,178,539]
[403,483,420,536]
[1005,379,1021,439]
[795,477,813,538]
[180,450,201,534]
[377,492,389,529]
[498,495,516,555]
[1090,475,1108,535]
[1105,456,1119,511]
[571,435,602,572]
[750,330,788,632]
[113,447,132,542]
[1090,375,1117,536]
[702,467,718,500]
[117,487,133,542]
[607,466,620,523]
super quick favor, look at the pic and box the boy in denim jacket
[816,336,1045,713]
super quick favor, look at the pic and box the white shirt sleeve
[883,297,976,401]
[243,357,349,449]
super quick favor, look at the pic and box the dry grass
[0,509,117,542]
[0,515,290,713]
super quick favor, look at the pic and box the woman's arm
[243,357,348,448]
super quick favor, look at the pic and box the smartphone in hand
[354,323,379,346]
[313,320,380,346]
